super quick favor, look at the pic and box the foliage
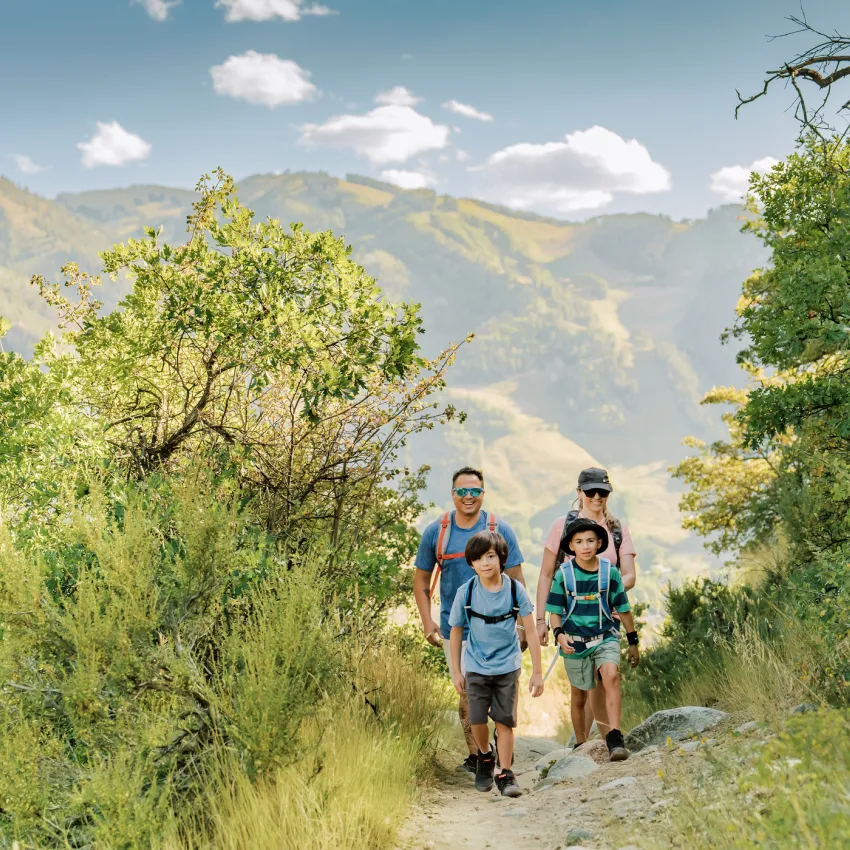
[0,475,450,848]
[643,709,850,849]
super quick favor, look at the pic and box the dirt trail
[397,735,668,850]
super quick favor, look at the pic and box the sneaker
[606,729,630,762]
[475,747,496,792]
[495,769,522,798]
[457,753,478,775]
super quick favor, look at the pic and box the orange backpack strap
[488,512,499,533]
[430,512,452,598]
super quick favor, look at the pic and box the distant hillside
[0,171,768,609]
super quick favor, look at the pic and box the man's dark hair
[452,466,484,486]
[465,530,508,568]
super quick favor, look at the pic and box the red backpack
[429,511,499,599]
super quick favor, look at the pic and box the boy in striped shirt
[546,518,640,761]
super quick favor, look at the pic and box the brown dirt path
[396,736,669,850]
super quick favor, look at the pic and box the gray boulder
[544,754,599,781]
[625,707,728,752]
[512,736,563,773]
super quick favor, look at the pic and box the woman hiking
[535,467,636,740]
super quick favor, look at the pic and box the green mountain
[0,171,767,612]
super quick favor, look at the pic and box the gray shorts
[563,638,621,691]
[466,670,520,728]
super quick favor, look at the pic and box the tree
[6,170,467,592]
[737,12,850,142]
[677,137,850,560]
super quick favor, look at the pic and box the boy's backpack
[557,509,622,566]
[558,557,619,636]
[429,511,499,599]
[463,575,520,624]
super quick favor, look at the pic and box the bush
[0,473,447,848]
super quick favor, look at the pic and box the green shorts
[563,638,621,691]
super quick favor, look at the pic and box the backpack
[558,557,620,637]
[557,509,622,566]
[428,511,499,600]
[463,575,520,625]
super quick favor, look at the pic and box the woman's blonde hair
[573,488,618,530]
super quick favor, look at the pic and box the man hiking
[413,466,526,774]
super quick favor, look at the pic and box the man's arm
[505,564,525,586]
[413,568,442,647]
[535,547,557,645]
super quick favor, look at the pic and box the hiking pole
[543,646,561,681]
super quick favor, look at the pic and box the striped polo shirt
[546,559,631,658]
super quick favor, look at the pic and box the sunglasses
[582,488,610,499]
[453,487,484,498]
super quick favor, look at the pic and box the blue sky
[1,0,846,218]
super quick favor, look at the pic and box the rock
[564,846,592,850]
[567,720,601,747]
[502,808,527,817]
[545,754,599,781]
[735,721,760,735]
[631,744,659,757]
[573,739,610,764]
[599,776,638,791]
[790,703,818,715]
[625,707,728,752]
[565,828,594,842]
[513,736,564,773]
[678,740,700,753]
[533,782,554,792]
[534,750,564,772]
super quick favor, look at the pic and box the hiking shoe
[475,747,496,792]
[457,753,478,775]
[606,729,630,762]
[495,769,522,798]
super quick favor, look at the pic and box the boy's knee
[599,664,619,684]
[571,687,589,706]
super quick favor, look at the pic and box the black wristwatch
[553,626,565,641]
[626,631,639,646]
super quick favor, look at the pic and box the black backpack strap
[510,576,519,618]
[465,577,475,617]
[611,519,623,565]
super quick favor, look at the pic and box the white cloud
[380,170,437,190]
[456,149,470,162]
[709,156,779,201]
[299,104,450,164]
[77,122,151,168]
[217,0,334,21]
[210,52,316,107]
[442,99,493,122]
[10,154,46,174]
[134,0,179,21]
[374,86,421,107]
[473,125,671,213]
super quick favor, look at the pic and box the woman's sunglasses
[453,487,484,498]
[582,488,610,499]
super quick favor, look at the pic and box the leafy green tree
[6,170,465,591]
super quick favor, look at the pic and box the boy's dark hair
[465,530,508,569]
[452,466,484,486]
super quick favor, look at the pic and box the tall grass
[0,475,451,849]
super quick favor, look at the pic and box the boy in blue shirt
[449,530,544,797]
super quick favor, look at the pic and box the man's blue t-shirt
[414,510,524,639]
[448,576,533,675]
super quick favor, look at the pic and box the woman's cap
[561,517,610,555]
[578,467,613,493]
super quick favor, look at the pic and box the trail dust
[397,669,669,850]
